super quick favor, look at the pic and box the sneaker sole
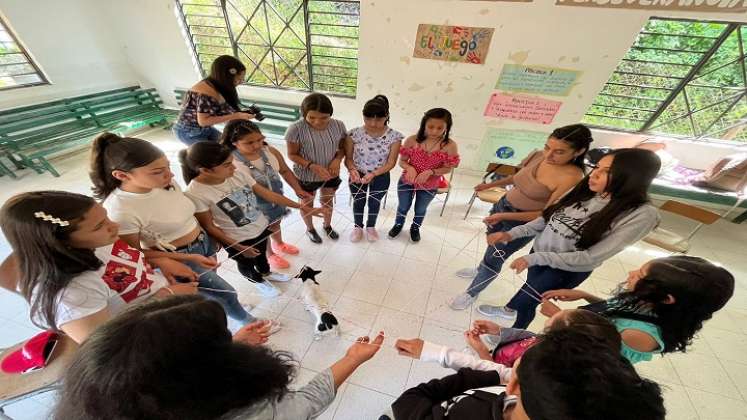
[477,306,517,319]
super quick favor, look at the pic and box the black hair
[362,95,390,124]
[179,141,234,184]
[53,295,296,420]
[220,119,263,150]
[518,328,665,420]
[542,148,661,249]
[0,191,101,331]
[604,255,734,354]
[416,108,452,145]
[549,124,593,169]
[301,92,333,117]
[89,132,165,200]
[553,308,621,350]
[204,55,246,111]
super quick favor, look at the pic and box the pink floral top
[400,146,460,190]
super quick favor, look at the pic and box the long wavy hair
[542,148,661,249]
[53,295,297,420]
[204,55,246,111]
[0,191,101,330]
[603,256,734,353]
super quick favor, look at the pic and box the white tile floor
[1,128,747,419]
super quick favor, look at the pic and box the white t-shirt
[50,240,168,327]
[185,170,270,241]
[103,185,199,249]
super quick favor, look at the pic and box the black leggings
[225,228,272,283]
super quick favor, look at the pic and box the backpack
[692,153,747,193]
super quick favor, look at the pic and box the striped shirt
[285,119,347,182]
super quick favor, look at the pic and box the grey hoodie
[506,195,660,272]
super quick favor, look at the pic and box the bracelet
[164,287,175,296]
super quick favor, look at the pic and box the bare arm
[252,183,302,208]
[0,254,19,293]
[372,140,402,176]
[60,308,112,343]
[118,233,195,263]
[196,112,250,127]
[287,141,312,167]
[269,146,305,194]
[343,136,356,172]
[194,211,241,248]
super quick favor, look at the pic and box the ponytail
[180,141,233,184]
[89,132,164,200]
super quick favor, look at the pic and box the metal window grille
[584,17,747,143]
[176,0,359,97]
[0,15,48,91]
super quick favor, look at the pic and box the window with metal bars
[0,15,48,91]
[175,0,359,97]
[584,17,747,143]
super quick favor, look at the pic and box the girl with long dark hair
[173,55,255,145]
[450,124,592,311]
[486,148,662,329]
[543,255,734,363]
[388,108,460,242]
[0,191,198,343]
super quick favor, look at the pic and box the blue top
[612,317,665,364]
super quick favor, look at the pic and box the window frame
[584,16,747,144]
[175,0,360,98]
[0,14,49,91]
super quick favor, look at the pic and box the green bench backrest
[173,89,301,123]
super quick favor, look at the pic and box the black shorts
[298,176,342,193]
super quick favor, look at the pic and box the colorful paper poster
[555,0,747,13]
[496,64,580,96]
[476,128,548,168]
[413,24,494,65]
[484,92,562,124]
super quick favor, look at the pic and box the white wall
[5,0,747,169]
[0,0,139,109]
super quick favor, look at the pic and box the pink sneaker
[365,227,379,242]
[268,254,290,269]
[350,227,364,242]
[272,242,299,255]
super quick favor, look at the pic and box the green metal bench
[173,88,300,139]
[0,86,177,178]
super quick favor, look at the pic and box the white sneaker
[350,226,364,242]
[365,227,379,242]
[254,281,280,297]
[449,293,477,310]
[264,272,291,282]
[456,267,478,278]
[478,304,517,320]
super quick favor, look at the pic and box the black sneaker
[307,229,322,244]
[410,226,421,242]
[323,225,339,240]
[388,224,403,238]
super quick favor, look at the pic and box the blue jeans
[173,123,221,146]
[467,196,533,297]
[395,178,437,228]
[350,171,390,228]
[176,232,255,324]
[507,262,591,329]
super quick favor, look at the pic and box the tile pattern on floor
[1,128,746,419]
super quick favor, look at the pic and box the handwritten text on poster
[555,0,747,13]
[413,24,494,65]
[496,64,580,96]
[484,93,562,124]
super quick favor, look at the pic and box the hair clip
[33,212,70,227]
[229,68,237,75]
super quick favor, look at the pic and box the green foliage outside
[583,18,747,143]
[179,0,359,97]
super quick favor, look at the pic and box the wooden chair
[464,163,519,219]
[644,200,721,253]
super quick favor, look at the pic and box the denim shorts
[173,123,221,146]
